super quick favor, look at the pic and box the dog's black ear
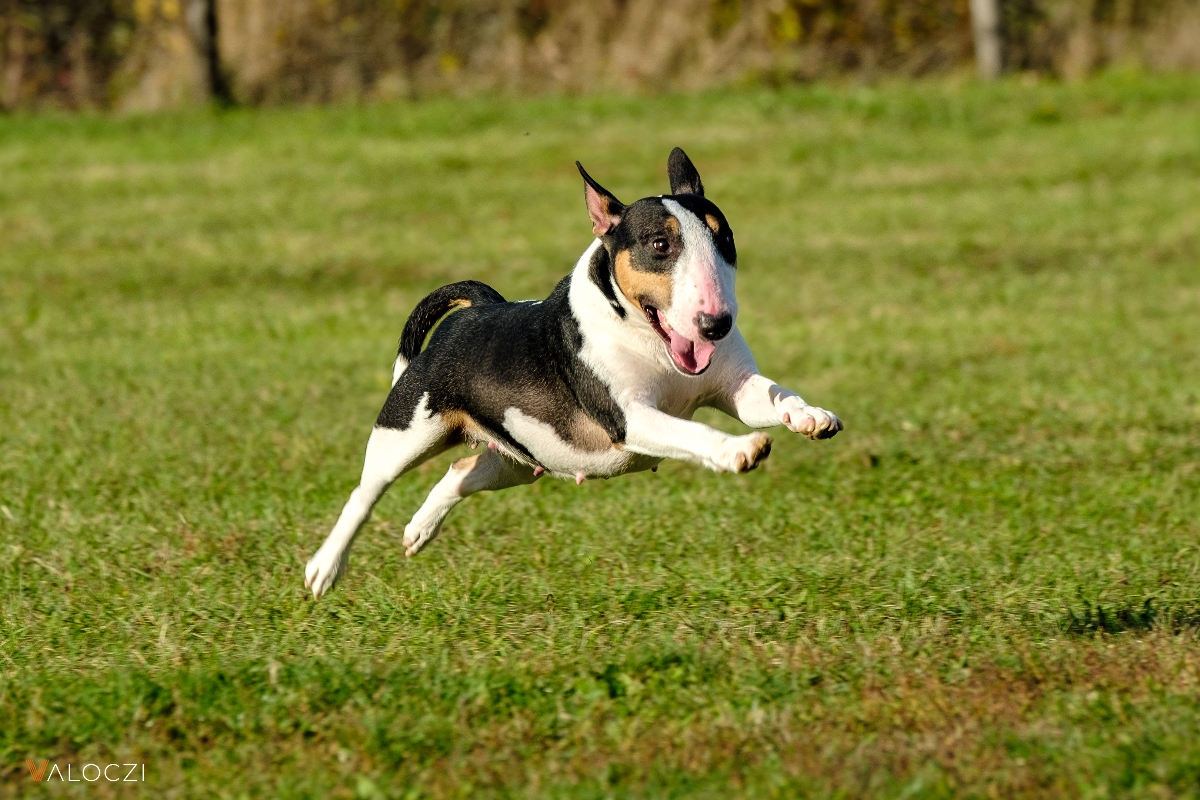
[577,161,625,236]
[667,147,704,197]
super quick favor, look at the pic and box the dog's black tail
[392,280,506,386]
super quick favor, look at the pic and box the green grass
[2,73,1200,798]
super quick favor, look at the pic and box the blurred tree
[202,0,232,104]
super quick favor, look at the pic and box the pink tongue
[667,330,716,374]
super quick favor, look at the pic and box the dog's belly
[500,407,657,479]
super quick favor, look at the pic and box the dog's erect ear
[577,161,625,237]
[667,147,704,197]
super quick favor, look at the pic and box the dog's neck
[567,239,674,377]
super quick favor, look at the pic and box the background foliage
[1,0,1199,110]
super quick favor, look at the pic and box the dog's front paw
[779,398,842,440]
[305,547,349,600]
[712,432,773,473]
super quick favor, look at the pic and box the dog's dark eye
[651,238,669,254]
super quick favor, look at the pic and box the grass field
[2,73,1199,797]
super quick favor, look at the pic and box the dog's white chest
[500,407,656,479]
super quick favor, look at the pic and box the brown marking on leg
[614,249,673,311]
[451,453,481,472]
[438,409,487,447]
[568,411,615,452]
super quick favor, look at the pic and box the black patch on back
[397,280,506,362]
[377,276,626,455]
[588,246,625,318]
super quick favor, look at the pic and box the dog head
[578,148,737,376]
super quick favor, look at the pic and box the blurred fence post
[970,0,1003,78]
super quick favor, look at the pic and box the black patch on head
[668,193,737,268]
[580,154,734,319]
[606,198,684,279]
[588,245,625,318]
[377,276,626,457]
[668,147,705,197]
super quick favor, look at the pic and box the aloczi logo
[26,760,145,782]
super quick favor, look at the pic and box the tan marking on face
[664,216,680,237]
[705,214,720,233]
[613,249,673,311]
[568,412,614,452]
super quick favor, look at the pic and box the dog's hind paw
[403,519,442,558]
[305,548,348,600]
[780,400,842,440]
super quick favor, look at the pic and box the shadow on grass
[1065,596,1200,636]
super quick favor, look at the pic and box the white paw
[403,519,443,558]
[779,399,842,440]
[304,547,348,600]
[709,432,773,473]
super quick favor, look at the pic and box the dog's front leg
[709,332,841,440]
[722,373,842,440]
[623,404,773,473]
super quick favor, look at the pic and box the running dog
[305,148,842,598]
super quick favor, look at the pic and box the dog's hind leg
[402,448,540,557]
[305,411,449,599]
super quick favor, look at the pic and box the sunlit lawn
[2,73,1199,797]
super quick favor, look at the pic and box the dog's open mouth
[643,305,716,375]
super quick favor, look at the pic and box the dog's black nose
[696,312,733,342]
